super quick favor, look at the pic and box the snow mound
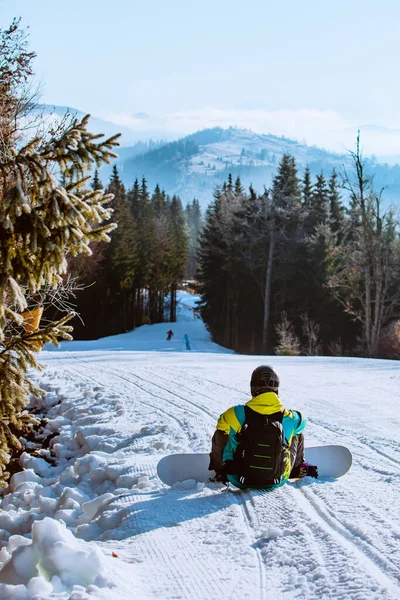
[0,517,110,597]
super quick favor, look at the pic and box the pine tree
[105,166,137,288]
[101,166,137,332]
[300,168,348,348]
[302,166,313,207]
[310,172,329,227]
[138,179,156,322]
[168,196,188,321]
[234,176,244,196]
[328,169,345,234]
[273,155,301,206]
[128,178,140,216]
[185,199,203,278]
[262,154,303,349]
[230,187,271,351]
[91,169,104,191]
[198,178,255,350]
[0,21,119,483]
[147,185,170,322]
[197,186,235,347]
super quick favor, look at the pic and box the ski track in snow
[34,350,400,600]
[1,296,399,600]
[48,357,270,598]
[294,485,400,591]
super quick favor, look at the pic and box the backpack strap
[243,405,283,425]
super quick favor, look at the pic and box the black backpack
[224,406,288,487]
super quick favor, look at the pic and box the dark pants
[288,433,305,475]
[209,430,305,477]
[209,430,229,472]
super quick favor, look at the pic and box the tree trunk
[262,229,275,351]
[170,285,176,322]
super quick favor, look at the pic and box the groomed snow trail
[39,349,400,600]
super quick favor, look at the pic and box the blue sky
[1,0,400,153]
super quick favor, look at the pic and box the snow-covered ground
[0,291,399,600]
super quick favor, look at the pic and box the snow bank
[0,372,151,599]
[0,518,109,594]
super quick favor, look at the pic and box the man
[166,329,174,341]
[209,365,317,489]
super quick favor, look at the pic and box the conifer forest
[71,151,400,360]
[196,157,400,357]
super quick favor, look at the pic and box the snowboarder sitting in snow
[208,365,318,489]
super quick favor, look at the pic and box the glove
[208,466,229,484]
[298,462,318,479]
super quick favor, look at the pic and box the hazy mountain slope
[30,107,400,208]
[33,104,168,147]
[115,127,400,208]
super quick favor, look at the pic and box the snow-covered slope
[117,127,400,208]
[0,292,399,599]
[118,127,350,208]
[52,292,231,354]
[25,108,400,208]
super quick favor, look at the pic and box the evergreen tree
[197,181,241,348]
[310,172,329,227]
[328,169,345,234]
[129,178,140,212]
[273,154,301,207]
[264,154,303,349]
[69,167,138,337]
[132,178,156,323]
[198,176,265,351]
[302,166,313,207]
[185,199,203,278]
[235,176,244,196]
[231,187,270,351]
[298,167,352,348]
[91,169,103,190]
[105,166,137,291]
[148,185,170,322]
[168,196,188,321]
[0,20,118,483]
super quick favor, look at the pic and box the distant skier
[183,333,191,350]
[166,329,174,341]
[208,365,317,489]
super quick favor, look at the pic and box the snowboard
[157,445,352,487]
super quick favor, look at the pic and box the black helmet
[250,365,279,396]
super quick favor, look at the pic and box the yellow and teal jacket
[216,392,307,489]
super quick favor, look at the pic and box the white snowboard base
[157,445,352,487]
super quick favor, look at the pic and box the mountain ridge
[34,105,400,209]
[109,126,400,208]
